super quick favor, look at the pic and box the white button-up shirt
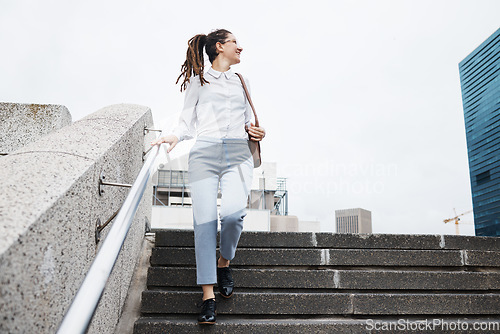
[171,67,253,142]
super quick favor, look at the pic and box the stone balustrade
[0,103,155,333]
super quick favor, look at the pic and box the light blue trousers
[188,137,254,285]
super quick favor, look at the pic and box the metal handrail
[273,190,288,216]
[56,141,161,334]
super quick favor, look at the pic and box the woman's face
[219,33,243,65]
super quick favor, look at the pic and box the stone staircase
[133,231,500,333]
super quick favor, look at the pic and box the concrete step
[133,232,500,334]
[150,247,500,267]
[134,316,500,334]
[134,316,369,334]
[141,290,500,315]
[155,230,500,251]
[147,267,500,290]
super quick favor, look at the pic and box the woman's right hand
[150,135,179,153]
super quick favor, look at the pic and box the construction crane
[443,209,473,235]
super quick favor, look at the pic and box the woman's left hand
[246,123,266,141]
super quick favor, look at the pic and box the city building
[459,27,500,236]
[335,208,372,233]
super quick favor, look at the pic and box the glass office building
[459,28,500,236]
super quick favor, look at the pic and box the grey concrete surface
[336,270,500,290]
[325,249,463,266]
[148,267,337,289]
[149,247,465,267]
[315,233,443,249]
[465,250,500,266]
[141,290,500,315]
[141,291,352,314]
[150,230,340,248]
[0,104,155,334]
[133,316,500,334]
[352,293,500,315]
[147,267,500,290]
[443,235,500,251]
[0,102,71,154]
[134,317,371,334]
[155,230,500,250]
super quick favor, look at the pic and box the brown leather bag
[236,73,262,168]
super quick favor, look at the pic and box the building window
[476,170,491,186]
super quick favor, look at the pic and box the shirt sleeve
[243,77,254,128]
[171,77,200,142]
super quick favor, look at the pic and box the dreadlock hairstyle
[176,29,232,92]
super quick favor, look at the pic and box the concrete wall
[0,104,154,333]
[251,162,277,191]
[0,102,72,154]
[270,215,299,232]
[151,207,270,231]
[152,206,193,229]
[298,220,321,232]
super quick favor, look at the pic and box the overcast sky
[2,0,499,235]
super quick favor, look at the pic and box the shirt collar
[207,67,234,79]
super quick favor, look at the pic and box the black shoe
[198,298,216,325]
[217,266,234,298]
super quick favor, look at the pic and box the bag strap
[235,73,259,127]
